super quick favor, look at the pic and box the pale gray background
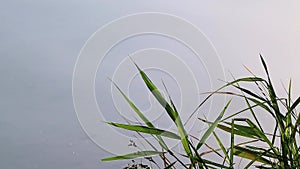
[1,0,299,169]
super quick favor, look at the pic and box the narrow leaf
[107,122,181,139]
[133,62,194,163]
[110,79,169,150]
[196,100,231,150]
[233,146,272,164]
[101,151,162,162]
[291,96,300,110]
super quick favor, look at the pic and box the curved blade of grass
[161,80,179,116]
[200,118,260,139]
[243,119,280,157]
[246,97,273,117]
[245,146,277,158]
[213,132,230,165]
[133,62,193,163]
[110,79,169,150]
[107,122,181,139]
[233,85,267,102]
[234,77,266,133]
[292,113,300,139]
[229,119,235,168]
[196,100,231,150]
[110,79,153,127]
[260,55,286,142]
[101,151,163,162]
[222,100,267,121]
[233,146,272,164]
[291,96,300,111]
[186,77,265,125]
[224,122,261,139]
[202,158,230,168]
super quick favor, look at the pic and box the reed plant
[101,56,300,169]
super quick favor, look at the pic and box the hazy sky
[1,1,299,169]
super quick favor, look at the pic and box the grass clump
[101,55,300,169]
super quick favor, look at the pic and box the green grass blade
[110,80,153,127]
[196,100,231,150]
[133,63,194,163]
[199,118,258,139]
[202,158,230,168]
[259,54,269,76]
[161,80,179,116]
[224,122,260,139]
[233,85,267,102]
[230,119,235,168]
[288,79,292,108]
[213,132,230,165]
[135,64,177,122]
[107,122,181,139]
[238,82,265,133]
[101,151,163,162]
[110,79,169,150]
[260,55,286,141]
[290,96,300,111]
[186,77,265,125]
[233,146,272,164]
[246,97,273,117]
[225,77,266,87]
[245,146,277,158]
[244,119,280,156]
